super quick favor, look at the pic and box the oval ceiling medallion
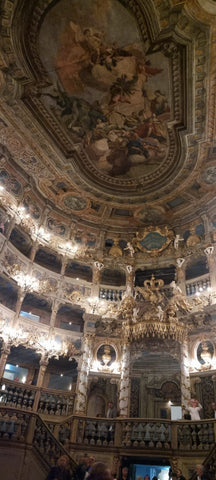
[63,195,87,211]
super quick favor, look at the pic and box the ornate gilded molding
[124,318,187,342]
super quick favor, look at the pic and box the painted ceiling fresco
[39,0,171,181]
[0,0,216,234]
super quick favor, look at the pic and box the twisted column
[13,287,26,326]
[74,335,93,415]
[119,344,130,417]
[33,354,49,411]
[0,342,11,379]
[49,299,61,328]
[204,247,216,291]
[180,340,191,412]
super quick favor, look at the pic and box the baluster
[208,422,214,445]
[62,397,67,416]
[191,423,198,449]
[155,423,162,448]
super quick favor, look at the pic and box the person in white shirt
[188,398,202,420]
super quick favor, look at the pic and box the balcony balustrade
[0,407,30,440]
[177,421,214,450]
[38,388,75,416]
[186,274,211,296]
[49,414,216,454]
[0,379,75,416]
[0,379,37,411]
[99,287,125,301]
[0,405,216,475]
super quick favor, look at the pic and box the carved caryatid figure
[169,280,191,312]
[117,294,136,320]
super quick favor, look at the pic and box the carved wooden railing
[0,379,75,416]
[33,414,77,475]
[44,415,216,456]
[99,286,125,301]
[185,274,211,296]
[0,406,77,476]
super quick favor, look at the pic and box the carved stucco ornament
[109,238,123,257]
[132,226,174,255]
[136,274,164,304]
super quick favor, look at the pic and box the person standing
[188,398,202,420]
[195,464,210,480]
[46,455,71,480]
[119,466,130,480]
[106,401,117,418]
[74,455,89,480]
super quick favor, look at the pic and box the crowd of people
[46,456,111,480]
[46,457,211,480]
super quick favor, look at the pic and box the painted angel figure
[124,242,135,257]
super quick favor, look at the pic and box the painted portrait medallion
[97,344,116,366]
[197,341,214,366]
[39,0,171,181]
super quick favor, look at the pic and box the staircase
[1,405,216,480]
[0,406,77,480]
[189,441,216,480]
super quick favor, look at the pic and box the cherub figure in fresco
[151,90,170,116]
[81,27,104,65]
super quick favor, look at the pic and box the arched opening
[34,247,62,273]
[56,304,84,332]
[9,227,32,257]
[130,339,181,418]
[135,266,176,287]
[0,275,18,311]
[65,261,93,282]
[100,268,126,286]
[185,256,209,280]
[45,356,78,391]
[21,293,52,324]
